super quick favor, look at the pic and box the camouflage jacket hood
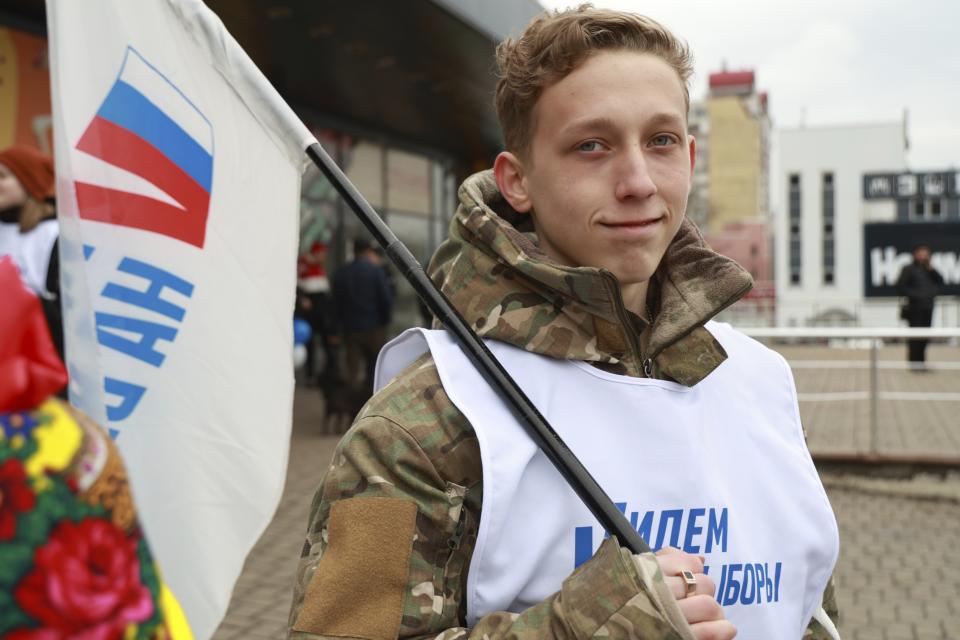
[427,170,754,385]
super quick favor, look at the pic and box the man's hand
[656,546,737,640]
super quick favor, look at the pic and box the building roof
[709,70,755,92]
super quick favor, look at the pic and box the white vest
[0,219,59,298]
[375,322,839,639]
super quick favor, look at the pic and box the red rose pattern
[13,517,154,639]
[3,628,60,639]
[0,457,36,541]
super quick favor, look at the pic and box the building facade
[703,219,775,326]
[689,71,775,325]
[705,70,770,234]
[775,120,958,327]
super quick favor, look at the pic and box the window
[788,173,802,287]
[931,199,943,217]
[822,172,835,286]
[387,149,431,216]
[913,199,925,219]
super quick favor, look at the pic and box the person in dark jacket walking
[332,237,394,405]
[897,244,944,371]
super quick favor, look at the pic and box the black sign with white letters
[863,223,960,297]
[863,172,960,200]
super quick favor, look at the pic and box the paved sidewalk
[822,478,960,639]
[211,387,337,640]
[212,380,960,640]
[777,344,960,459]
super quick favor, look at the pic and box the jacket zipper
[602,274,753,380]
[448,515,465,550]
[603,273,653,377]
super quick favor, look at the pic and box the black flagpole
[305,142,651,557]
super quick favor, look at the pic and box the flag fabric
[46,1,316,636]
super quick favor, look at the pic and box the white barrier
[741,328,960,339]
[739,327,960,454]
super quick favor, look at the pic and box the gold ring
[680,570,697,597]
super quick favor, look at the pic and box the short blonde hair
[494,4,693,155]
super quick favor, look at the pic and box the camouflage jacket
[288,170,839,639]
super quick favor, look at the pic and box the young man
[289,7,840,640]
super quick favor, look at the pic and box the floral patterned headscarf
[0,257,193,639]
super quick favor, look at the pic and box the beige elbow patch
[292,497,417,640]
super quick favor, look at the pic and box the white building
[775,121,909,327]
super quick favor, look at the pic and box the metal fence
[719,298,960,329]
[741,327,960,463]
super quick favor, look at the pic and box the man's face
[0,163,28,213]
[915,247,931,265]
[501,50,694,289]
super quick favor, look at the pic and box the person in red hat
[0,146,63,360]
[296,240,339,385]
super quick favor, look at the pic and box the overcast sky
[539,0,959,171]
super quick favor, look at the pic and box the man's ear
[687,135,697,178]
[493,151,533,213]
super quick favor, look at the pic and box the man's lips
[599,215,665,228]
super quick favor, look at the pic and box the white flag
[46,1,316,636]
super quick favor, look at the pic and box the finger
[663,572,716,600]
[656,545,682,556]
[656,549,705,576]
[677,594,727,624]
[689,619,738,640]
[695,572,716,597]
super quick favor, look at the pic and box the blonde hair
[494,4,693,155]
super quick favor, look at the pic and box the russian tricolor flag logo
[74,47,214,248]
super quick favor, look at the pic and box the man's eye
[577,140,603,153]
[650,134,676,147]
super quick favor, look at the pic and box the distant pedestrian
[332,238,394,408]
[897,244,944,372]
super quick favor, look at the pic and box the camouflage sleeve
[287,356,695,640]
[803,575,840,639]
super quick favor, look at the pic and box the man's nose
[614,146,657,201]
